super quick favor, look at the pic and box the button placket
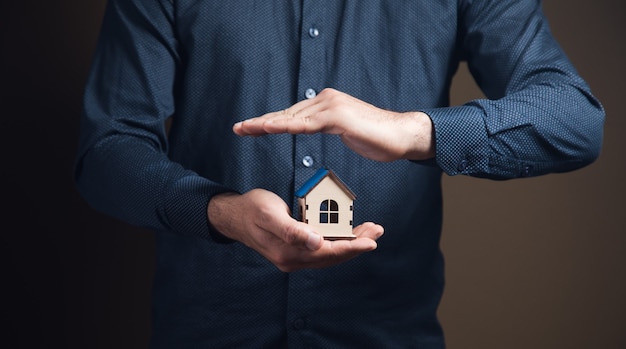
[288,7,326,345]
[293,0,325,174]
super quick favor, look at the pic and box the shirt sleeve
[73,0,233,240]
[422,0,605,179]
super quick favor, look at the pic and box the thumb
[247,188,323,251]
[282,221,323,251]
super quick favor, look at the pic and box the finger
[270,232,380,272]
[232,109,291,136]
[235,97,334,136]
[268,98,340,135]
[238,189,322,252]
[352,222,385,240]
[233,97,319,136]
[284,96,321,116]
[233,116,267,136]
[262,111,323,135]
[302,238,378,269]
[251,108,323,135]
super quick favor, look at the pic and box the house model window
[295,168,356,240]
[320,199,339,224]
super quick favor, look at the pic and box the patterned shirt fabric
[74,0,604,348]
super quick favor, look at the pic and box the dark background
[2,1,624,348]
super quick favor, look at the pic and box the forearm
[74,135,231,238]
[423,82,604,179]
[425,0,605,179]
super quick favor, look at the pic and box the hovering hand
[208,189,384,272]
[233,88,435,162]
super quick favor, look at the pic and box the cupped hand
[208,189,384,272]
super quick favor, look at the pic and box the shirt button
[521,165,533,177]
[308,27,319,38]
[302,155,314,168]
[305,88,317,99]
[457,159,468,172]
[293,318,306,330]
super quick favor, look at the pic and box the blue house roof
[295,168,356,199]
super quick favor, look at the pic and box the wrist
[207,192,242,242]
[403,111,435,161]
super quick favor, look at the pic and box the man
[75,0,604,347]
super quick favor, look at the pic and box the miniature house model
[295,168,356,240]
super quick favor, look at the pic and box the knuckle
[319,87,336,96]
[301,115,315,131]
[282,223,301,245]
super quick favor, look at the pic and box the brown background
[2,1,624,348]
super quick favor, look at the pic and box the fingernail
[305,231,321,251]
[234,122,242,128]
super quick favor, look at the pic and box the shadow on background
[2,1,624,348]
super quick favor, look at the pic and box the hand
[207,189,384,272]
[233,88,435,162]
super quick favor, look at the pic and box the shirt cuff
[420,104,489,176]
[162,175,236,243]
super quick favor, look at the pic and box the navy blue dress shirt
[75,0,604,347]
